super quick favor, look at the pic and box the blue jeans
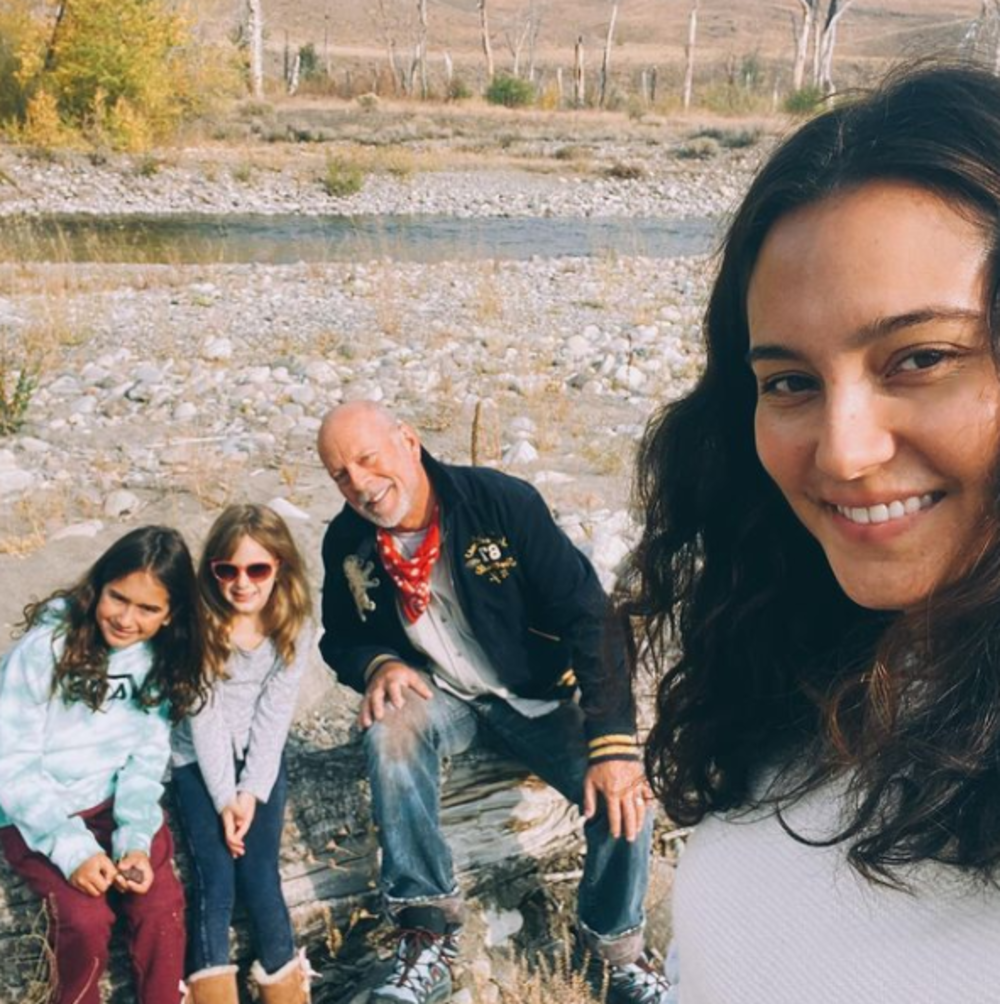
[364,679,651,963]
[171,761,295,975]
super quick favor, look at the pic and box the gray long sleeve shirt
[171,626,313,812]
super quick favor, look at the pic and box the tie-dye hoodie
[0,603,171,879]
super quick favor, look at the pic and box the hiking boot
[573,938,674,1004]
[371,907,459,1004]
[603,955,674,1004]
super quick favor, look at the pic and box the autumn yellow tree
[2,0,233,149]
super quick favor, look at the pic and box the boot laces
[382,927,454,994]
[608,954,673,1004]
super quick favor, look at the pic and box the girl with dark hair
[0,525,205,1004]
[620,63,1000,1002]
[171,504,314,1004]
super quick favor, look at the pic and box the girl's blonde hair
[198,504,312,679]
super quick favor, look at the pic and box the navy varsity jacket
[319,451,638,762]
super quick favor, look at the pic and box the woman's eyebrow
[746,306,983,365]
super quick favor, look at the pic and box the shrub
[485,74,535,108]
[554,144,587,161]
[322,156,364,198]
[675,136,720,160]
[604,161,645,180]
[0,346,40,436]
[784,84,824,115]
[447,76,472,102]
[298,43,324,81]
[691,126,761,149]
[19,89,72,149]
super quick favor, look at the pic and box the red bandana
[376,509,442,624]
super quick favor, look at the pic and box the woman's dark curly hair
[22,525,206,722]
[617,62,1000,883]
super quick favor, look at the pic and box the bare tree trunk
[507,21,531,78]
[43,2,67,72]
[817,0,853,95]
[683,0,698,111]
[574,35,585,107]
[443,50,453,91]
[556,66,564,102]
[416,0,429,98]
[372,0,403,95]
[599,3,618,109]
[247,0,265,99]
[479,0,495,82]
[791,0,815,91]
[288,52,301,95]
[526,1,543,81]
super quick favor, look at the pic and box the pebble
[103,490,142,518]
[50,520,105,540]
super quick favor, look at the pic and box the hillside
[191,0,981,77]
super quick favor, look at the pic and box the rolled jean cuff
[578,917,645,966]
[384,888,465,926]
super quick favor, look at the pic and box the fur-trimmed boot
[250,949,315,1004]
[181,965,239,1004]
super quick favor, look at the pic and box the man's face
[320,412,427,530]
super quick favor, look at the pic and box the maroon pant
[1,800,185,1004]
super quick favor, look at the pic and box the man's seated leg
[477,699,673,1004]
[363,675,477,1004]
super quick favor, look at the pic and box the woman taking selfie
[620,64,1000,1002]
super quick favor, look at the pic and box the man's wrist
[363,654,399,683]
[587,734,641,764]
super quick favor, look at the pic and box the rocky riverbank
[0,134,732,1001]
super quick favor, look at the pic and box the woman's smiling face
[747,181,1000,611]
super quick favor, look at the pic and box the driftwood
[0,738,584,1003]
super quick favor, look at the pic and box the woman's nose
[814,387,896,481]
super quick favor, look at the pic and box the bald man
[317,402,671,1004]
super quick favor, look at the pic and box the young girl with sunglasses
[171,504,314,1004]
[0,525,205,1004]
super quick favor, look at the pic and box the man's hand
[583,759,654,843]
[69,852,118,897]
[221,791,257,858]
[114,850,154,894]
[358,661,432,729]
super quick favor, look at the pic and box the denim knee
[363,696,437,768]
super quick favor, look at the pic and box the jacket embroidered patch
[463,535,517,584]
[344,555,379,622]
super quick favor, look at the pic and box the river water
[0,213,719,264]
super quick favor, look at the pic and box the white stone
[133,363,163,383]
[243,367,272,385]
[51,520,104,541]
[304,360,339,385]
[0,469,34,495]
[534,470,575,486]
[103,490,141,518]
[566,334,591,359]
[266,497,310,522]
[17,437,50,454]
[287,384,316,406]
[173,402,198,421]
[47,375,81,396]
[503,439,539,466]
[70,396,98,415]
[0,448,16,470]
[201,337,233,361]
[483,906,523,948]
[614,365,647,391]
